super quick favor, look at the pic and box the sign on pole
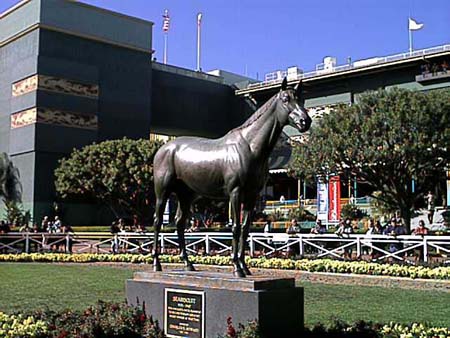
[328,175,341,222]
[317,179,328,223]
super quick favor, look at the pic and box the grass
[0,263,449,327]
[300,281,450,327]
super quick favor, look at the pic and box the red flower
[140,313,146,323]
[226,317,236,338]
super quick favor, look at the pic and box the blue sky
[1,0,449,80]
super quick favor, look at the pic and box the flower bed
[1,253,449,280]
[0,312,47,338]
[1,304,449,338]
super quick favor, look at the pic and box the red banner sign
[328,176,341,222]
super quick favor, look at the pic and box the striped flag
[162,9,170,32]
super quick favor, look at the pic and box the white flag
[409,18,424,31]
[197,13,202,26]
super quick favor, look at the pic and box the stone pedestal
[126,271,304,338]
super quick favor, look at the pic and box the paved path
[411,208,447,230]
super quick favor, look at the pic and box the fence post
[249,234,254,257]
[356,236,361,258]
[66,234,70,254]
[160,234,165,254]
[423,237,428,263]
[299,235,304,256]
[25,233,30,254]
[205,234,210,255]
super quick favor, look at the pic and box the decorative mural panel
[39,75,99,98]
[11,107,98,130]
[10,108,38,129]
[12,75,39,97]
[11,75,99,98]
[37,107,98,130]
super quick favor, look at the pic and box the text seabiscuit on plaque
[164,288,205,338]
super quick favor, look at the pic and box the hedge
[1,306,450,338]
[1,253,449,280]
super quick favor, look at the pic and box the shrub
[1,253,450,280]
[340,203,366,220]
[288,206,315,222]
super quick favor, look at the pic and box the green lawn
[0,263,449,327]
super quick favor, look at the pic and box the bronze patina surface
[0,153,22,203]
[151,78,311,277]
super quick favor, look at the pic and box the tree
[289,88,450,232]
[3,200,31,226]
[55,138,163,225]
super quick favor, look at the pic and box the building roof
[0,0,153,52]
[236,44,450,96]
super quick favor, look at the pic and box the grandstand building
[0,0,448,224]
[236,45,450,211]
[0,0,252,224]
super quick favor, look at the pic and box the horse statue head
[276,77,311,133]
[0,153,22,204]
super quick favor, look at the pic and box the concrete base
[126,271,304,338]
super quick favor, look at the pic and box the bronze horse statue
[0,152,22,203]
[152,78,311,277]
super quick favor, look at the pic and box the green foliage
[290,88,450,231]
[0,312,48,338]
[55,138,163,224]
[221,319,450,338]
[2,301,164,338]
[1,263,450,328]
[2,253,450,280]
[272,209,288,221]
[288,206,315,221]
[340,203,366,220]
[3,201,31,226]
[221,318,260,338]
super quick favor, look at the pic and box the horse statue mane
[0,153,22,203]
[151,78,312,277]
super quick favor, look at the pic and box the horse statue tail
[0,152,22,203]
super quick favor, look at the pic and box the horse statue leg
[238,201,254,276]
[175,191,195,271]
[230,188,246,277]
[152,194,167,272]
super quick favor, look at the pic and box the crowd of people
[420,59,449,77]
[270,215,432,261]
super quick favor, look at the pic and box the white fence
[1,232,449,265]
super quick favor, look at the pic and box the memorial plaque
[164,288,205,338]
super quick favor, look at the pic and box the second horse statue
[152,77,312,277]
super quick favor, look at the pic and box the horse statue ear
[295,79,303,98]
[281,77,288,91]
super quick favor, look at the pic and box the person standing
[413,220,429,262]
[110,221,120,254]
[425,191,435,224]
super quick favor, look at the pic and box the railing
[248,44,450,91]
[1,232,449,265]
[264,197,371,216]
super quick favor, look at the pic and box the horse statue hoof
[233,269,246,278]
[153,261,162,272]
[185,263,196,272]
[242,266,252,276]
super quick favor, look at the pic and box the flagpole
[408,17,413,56]
[163,32,168,64]
[196,13,202,72]
[162,9,170,64]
